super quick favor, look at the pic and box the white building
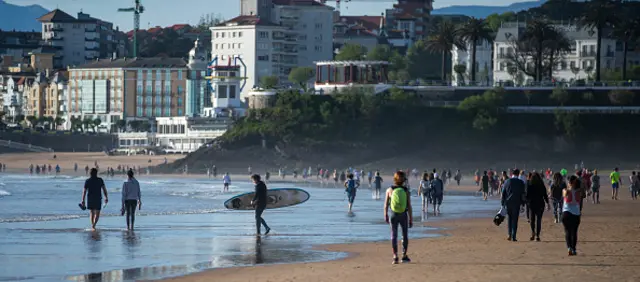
[38,9,102,68]
[493,22,640,85]
[211,0,334,98]
[451,41,493,86]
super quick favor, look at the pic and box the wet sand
[163,195,640,282]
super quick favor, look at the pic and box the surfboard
[224,188,310,210]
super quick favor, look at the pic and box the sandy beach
[2,152,640,282]
[162,196,640,282]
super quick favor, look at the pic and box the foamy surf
[0,189,11,196]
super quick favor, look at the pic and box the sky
[7,0,532,31]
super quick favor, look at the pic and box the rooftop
[339,15,383,32]
[216,15,279,27]
[71,57,187,69]
[273,0,330,7]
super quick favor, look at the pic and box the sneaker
[264,227,271,235]
[392,257,399,265]
[572,249,577,256]
[401,256,411,263]
[530,236,535,241]
[536,237,541,242]
[512,238,518,242]
[507,237,512,241]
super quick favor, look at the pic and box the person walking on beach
[501,169,526,241]
[418,172,431,213]
[629,171,639,200]
[563,175,582,256]
[121,169,141,231]
[590,170,601,204]
[610,167,621,200]
[431,173,444,216]
[344,173,359,213]
[550,172,566,223]
[454,169,461,186]
[480,171,489,200]
[526,173,549,241]
[374,171,383,200]
[384,171,413,264]
[250,174,271,235]
[81,168,108,231]
[223,173,231,192]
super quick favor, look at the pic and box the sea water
[0,173,498,281]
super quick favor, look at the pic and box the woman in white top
[562,175,582,256]
[417,172,431,213]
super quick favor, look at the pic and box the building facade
[211,0,334,98]
[384,0,433,41]
[68,57,188,132]
[493,22,640,85]
[38,9,127,68]
[451,41,493,86]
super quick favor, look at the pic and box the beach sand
[161,196,640,282]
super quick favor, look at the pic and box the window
[218,85,228,98]
[259,31,269,39]
[165,69,171,81]
[258,43,268,50]
[164,96,171,104]
[178,70,183,80]
[232,32,236,37]
[177,85,183,95]
[155,108,161,117]
[136,106,143,117]
[164,107,171,116]
[156,70,162,81]
[146,70,152,80]
[137,81,143,93]
[257,55,269,61]
[221,32,225,38]
[146,81,152,94]
[570,61,576,68]
[155,81,162,94]
[178,109,183,116]
[314,46,322,52]
[227,43,231,49]
[177,97,183,106]
[238,43,243,48]
[165,81,171,94]
[215,44,218,49]
[315,23,323,29]
[221,44,224,50]
[582,60,587,69]
[238,31,243,37]
[215,32,219,38]
[229,85,236,99]
[145,108,152,116]
[146,96,152,104]
[232,43,236,49]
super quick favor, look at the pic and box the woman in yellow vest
[384,171,413,264]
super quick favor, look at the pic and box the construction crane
[117,0,145,58]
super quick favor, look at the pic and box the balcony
[51,36,64,41]
[51,27,64,32]
[85,37,98,42]
[85,47,100,51]
[605,51,615,57]
[580,51,597,57]
[85,28,97,33]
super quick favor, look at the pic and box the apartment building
[334,15,384,53]
[38,9,126,68]
[493,22,640,84]
[68,57,188,132]
[0,30,43,62]
[385,0,433,41]
[451,41,493,85]
[212,0,333,98]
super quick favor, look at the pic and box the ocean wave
[0,189,11,196]
[0,209,227,223]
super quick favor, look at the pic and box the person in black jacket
[250,174,271,235]
[501,169,526,241]
[526,172,550,241]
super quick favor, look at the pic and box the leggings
[528,205,544,237]
[390,212,409,256]
[124,200,137,227]
[552,198,563,219]
[562,212,581,250]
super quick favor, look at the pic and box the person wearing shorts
[344,173,359,212]
[610,167,621,200]
[373,171,383,200]
[81,168,108,231]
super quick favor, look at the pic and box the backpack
[390,186,408,213]
[431,179,444,195]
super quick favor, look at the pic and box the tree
[335,43,366,61]
[550,87,570,106]
[544,27,572,80]
[579,0,619,82]
[54,116,64,130]
[554,110,580,138]
[196,13,224,32]
[457,17,493,83]
[608,89,635,105]
[14,114,25,124]
[260,76,279,89]
[611,10,640,81]
[288,67,315,92]
[522,19,556,82]
[485,12,517,32]
[424,20,466,82]
[453,64,467,85]
[82,117,93,132]
[457,87,505,130]
[93,118,102,133]
[367,45,392,61]
[117,120,127,132]
[26,115,37,129]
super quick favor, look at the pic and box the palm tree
[579,0,619,82]
[93,118,102,133]
[82,118,93,132]
[26,115,37,129]
[54,117,64,130]
[522,19,555,82]
[456,17,494,84]
[116,120,127,132]
[544,27,572,80]
[424,20,466,82]
[612,12,640,81]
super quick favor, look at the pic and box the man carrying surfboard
[250,174,271,235]
[384,171,413,264]
[344,173,359,213]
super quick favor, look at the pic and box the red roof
[339,16,383,32]
[171,24,190,30]
[148,26,163,35]
[216,15,278,27]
